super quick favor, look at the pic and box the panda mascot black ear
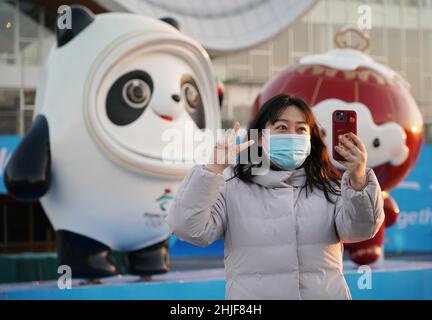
[57,5,95,47]
[159,17,180,30]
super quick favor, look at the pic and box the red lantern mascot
[250,27,424,265]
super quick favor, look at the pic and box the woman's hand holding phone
[205,121,255,174]
[335,132,368,191]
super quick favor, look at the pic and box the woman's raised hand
[334,132,368,191]
[205,121,255,174]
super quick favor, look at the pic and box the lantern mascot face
[251,31,423,265]
[3,6,221,278]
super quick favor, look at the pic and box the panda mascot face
[82,23,220,176]
[37,8,220,178]
[4,6,221,277]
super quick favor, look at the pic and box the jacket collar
[251,166,307,188]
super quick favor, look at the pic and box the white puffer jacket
[166,164,384,300]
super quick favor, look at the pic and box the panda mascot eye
[106,70,153,126]
[183,83,200,111]
[123,79,151,108]
[181,75,205,129]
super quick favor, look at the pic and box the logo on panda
[156,188,174,211]
[142,189,174,228]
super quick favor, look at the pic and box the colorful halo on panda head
[84,30,220,179]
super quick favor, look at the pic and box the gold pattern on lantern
[324,68,338,77]
[358,70,370,82]
[296,65,310,74]
[369,72,386,85]
[294,65,407,89]
[344,71,357,80]
[293,26,411,89]
[311,65,325,75]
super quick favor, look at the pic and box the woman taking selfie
[166,94,384,300]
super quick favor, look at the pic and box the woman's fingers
[336,160,347,168]
[219,121,240,149]
[215,138,225,148]
[209,120,254,168]
[340,135,367,165]
[335,145,355,161]
[213,121,257,165]
[228,121,240,144]
[345,132,366,153]
[339,135,361,156]
[236,139,255,153]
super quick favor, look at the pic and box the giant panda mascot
[3,6,221,279]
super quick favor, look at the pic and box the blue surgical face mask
[264,133,311,170]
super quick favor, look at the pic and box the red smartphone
[332,110,357,161]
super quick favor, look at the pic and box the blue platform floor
[1,257,431,300]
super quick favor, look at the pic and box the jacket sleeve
[165,164,228,247]
[334,168,385,243]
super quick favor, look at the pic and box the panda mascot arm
[3,6,96,201]
[3,115,51,201]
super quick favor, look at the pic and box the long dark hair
[231,93,341,203]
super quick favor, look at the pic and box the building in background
[0,0,432,253]
[213,0,432,140]
[1,0,432,136]
[0,0,106,136]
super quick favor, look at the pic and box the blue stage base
[1,260,431,300]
